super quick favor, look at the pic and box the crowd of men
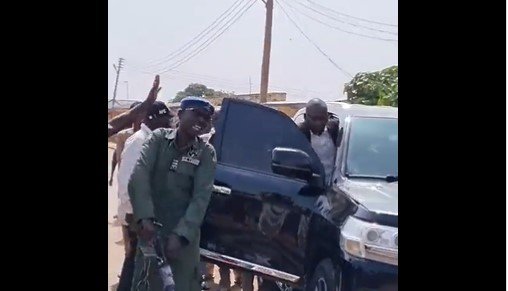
[107,75,341,291]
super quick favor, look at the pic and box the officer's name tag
[170,159,179,171]
[182,156,200,166]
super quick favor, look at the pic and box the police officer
[128,96,216,291]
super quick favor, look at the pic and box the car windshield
[345,117,398,179]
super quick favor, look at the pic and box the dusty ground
[108,147,258,291]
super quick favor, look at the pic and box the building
[264,101,306,117]
[233,92,287,103]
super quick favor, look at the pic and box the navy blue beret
[180,96,215,116]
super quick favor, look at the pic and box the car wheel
[306,259,341,291]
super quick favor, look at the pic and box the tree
[174,91,188,102]
[343,66,398,107]
[172,83,234,103]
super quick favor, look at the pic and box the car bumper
[342,257,398,291]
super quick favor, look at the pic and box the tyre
[305,259,341,291]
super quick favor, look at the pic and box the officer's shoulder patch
[144,128,165,144]
[158,128,176,140]
[207,144,217,161]
[199,141,216,160]
[151,127,166,137]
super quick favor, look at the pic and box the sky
[108,0,397,102]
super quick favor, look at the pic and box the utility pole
[259,0,273,103]
[112,57,124,109]
[124,81,129,99]
[249,76,252,95]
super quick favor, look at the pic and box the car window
[345,117,398,177]
[218,100,324,177]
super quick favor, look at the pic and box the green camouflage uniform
[128,128,216,291]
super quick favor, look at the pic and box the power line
[125,0,255,74]
[276,0,353,78]
[143,0,246,69]
[306,0,397,28]
[155,0,257,74]
[165,71,252,91]
[124,65,336,98]
[294,0,397,36]
[282,0,397,42]
[166,74,252,92]
[165,69,338,96]
[124,64,251,91]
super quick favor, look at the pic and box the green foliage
[172,83,234,103]
[344,66,398,107]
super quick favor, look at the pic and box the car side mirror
[271,147,314,181]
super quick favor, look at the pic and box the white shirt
[310,128,336,185]
[200,127,215,143]
[116,123,153,225]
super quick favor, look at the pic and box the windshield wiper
[345,173,398,182]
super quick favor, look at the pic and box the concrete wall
[265,103,306,118]
[233,92,286,103]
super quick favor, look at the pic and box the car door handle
[213,185,232,196]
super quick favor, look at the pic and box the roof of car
[294,102,398,121]
[327,102,397,118]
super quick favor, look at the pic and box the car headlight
[340,216,398,266]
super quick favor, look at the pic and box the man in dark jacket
[297,98,343,184]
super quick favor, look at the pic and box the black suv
[200,99,398,291]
